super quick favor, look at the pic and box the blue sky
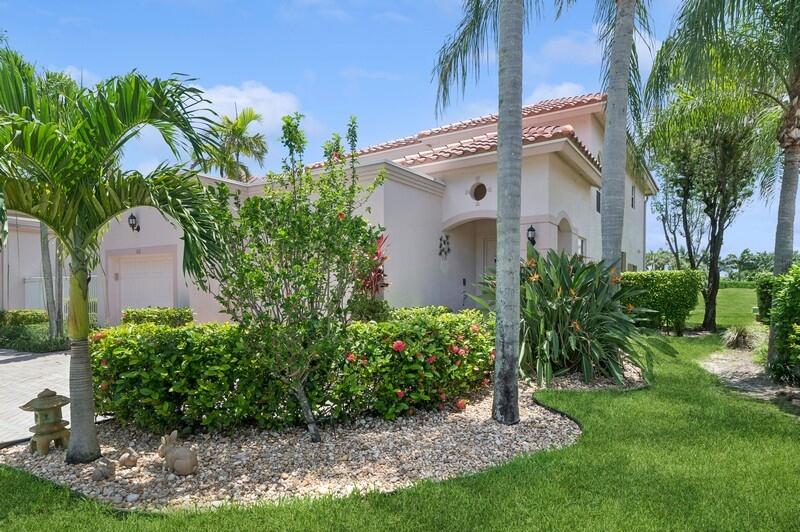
[2,0,791,256]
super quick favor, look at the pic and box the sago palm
[0,50,222,463]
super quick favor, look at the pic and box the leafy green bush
[755,273,778,321]
[720,279,757,289]
[91,307,494,432]
[769,264,800,384]
[90,323,300,433]
[333,307,494,419]
[349,295,391,322]
[0,323,68,352]
[620,270,703,334]
[477,250,656,385]
[0,309,48,326]
[121,307,193,327]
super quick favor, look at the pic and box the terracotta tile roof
[308,93,605,170]
[393,124,600,169]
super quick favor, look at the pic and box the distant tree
[646,86,778,330]
[197,107,267,181]
[646,248,679,270]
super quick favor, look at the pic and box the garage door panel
[119,254,175,310]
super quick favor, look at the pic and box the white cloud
[539,31,602,66]
[62,65,101,87]
[198,81,301,136]
[526,82,586,104]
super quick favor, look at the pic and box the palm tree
[0,50,221,463]
[647,0,800,276]
[433,0,648,421]
[198,106,267,181]
[434,0,531,424]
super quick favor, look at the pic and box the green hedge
[0,323,68,352]
[720,279,757,289]
[755,273,778,322]
[769,264,800,385]
[91,323,300,433]
[620,270,703,334]
[91,307,494,432]
[121,307,193,327]
[0,309,48,326]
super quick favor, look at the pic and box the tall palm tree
[0,50,221,463]
[198,106,267,181]
[434,0,648,420]
[647,0,800,276]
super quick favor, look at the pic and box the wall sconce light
[526,225,536,247]
[128,213,140,233]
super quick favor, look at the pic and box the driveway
[0,348,70,444]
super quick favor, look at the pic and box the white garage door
[119,254,175,310]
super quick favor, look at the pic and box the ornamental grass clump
[200,114,385,442]
[475,250,660,386]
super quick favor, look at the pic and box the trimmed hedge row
[90,307,494,433]
[720,279,757,289]
[769,264,800,385]
[121,307,193,327]
[620,270,703,334]
[0,309,48,326]
[755,273,778,322]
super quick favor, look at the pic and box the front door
[482,238,496,280]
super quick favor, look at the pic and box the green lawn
[2,289,798,531]
[687,287,758,329]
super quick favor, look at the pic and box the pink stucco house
[0,93,656,324]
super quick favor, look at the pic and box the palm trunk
[773,144,799,275]
[768,142,799,367]
[600,0,636,267]
[493,0,523,425]
[65,251,100,464]
[39,222,57,339]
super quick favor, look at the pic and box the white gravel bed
[0,384,580,511]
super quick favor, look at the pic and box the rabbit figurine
[158,430,198,476]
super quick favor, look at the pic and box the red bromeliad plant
[363,233,389,297]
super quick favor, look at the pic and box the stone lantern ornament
[20,388,70,455]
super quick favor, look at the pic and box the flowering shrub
[90,307,492,432]
[331,307,495,419]
[121,307,193,327]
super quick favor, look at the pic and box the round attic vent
[470,182,487,202]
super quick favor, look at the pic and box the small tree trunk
[493,0,523,426]
[600,0,637,267]
[702,230,723,332]
[39,223,58,340]
[65,253,101,464]
[55,242,64,337]
[294,383,321,443]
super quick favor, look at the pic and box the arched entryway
[557,218,572,254]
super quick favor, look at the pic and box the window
[578,237,587,258]
[596,190,601,213]
[620,251,627,272]
[631,185,636,209]
[470,182,487,202]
